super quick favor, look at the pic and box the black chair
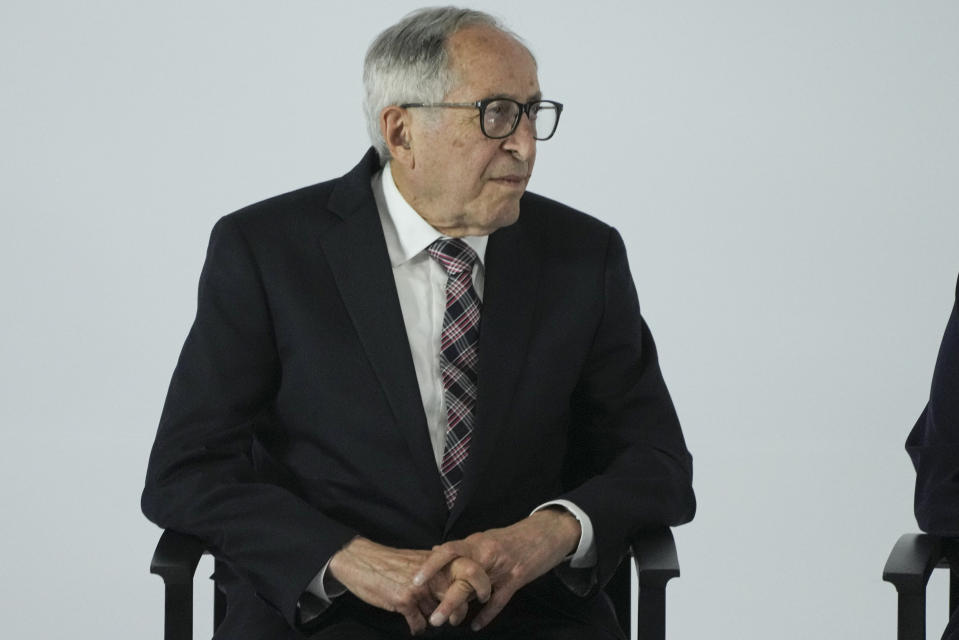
[883,533,958,640]
[150,527,681,640]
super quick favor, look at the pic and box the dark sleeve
[907,274,959,535]
[141,216,356,627]
[559,227,696,586]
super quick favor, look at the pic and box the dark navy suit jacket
[142,149,695,637]
[908,275,959,534]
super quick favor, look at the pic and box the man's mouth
[490,175,528,186]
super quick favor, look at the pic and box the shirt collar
[373,162,488,268]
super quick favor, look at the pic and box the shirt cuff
[306,559,348,602]
[532,499,597,568]
[298,559,348,624]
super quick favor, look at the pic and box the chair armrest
[883,533,943,594]
[150,529,207,586]
[630,528,680,588]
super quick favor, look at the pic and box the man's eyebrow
[484,91,544,102]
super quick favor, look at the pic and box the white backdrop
[2,1,957,638]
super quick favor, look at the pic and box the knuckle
[477,545,496,565]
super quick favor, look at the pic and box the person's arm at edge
[908,274,959,535]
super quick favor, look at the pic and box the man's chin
[463,197,523,235]
[490,204,522,232]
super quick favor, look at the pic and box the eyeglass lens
[483,100,558,140]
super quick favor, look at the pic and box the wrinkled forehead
[445,26,540,100]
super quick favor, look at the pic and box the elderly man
[142,7,695,639]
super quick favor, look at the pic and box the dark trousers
[309,591,625,640]
[212,569,625,640]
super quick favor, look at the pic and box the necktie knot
[428,238,478,276]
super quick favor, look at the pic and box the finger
[403,610,427,636]
[440,556,491,605]
[416,593,439,620]
[447,602,469,627]
[413,543,465,586]
[460,561,491,604]
[428,579,474,627]
[398,588,431,636]
[470,586,515,632]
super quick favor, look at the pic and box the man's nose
[501,112,536,160]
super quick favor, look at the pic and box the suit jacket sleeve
[141,215,357,627]
[558,228,696,586]
[907,274,959,535]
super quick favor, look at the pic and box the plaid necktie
[427,238,481,509]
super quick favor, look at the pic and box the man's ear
[381,106,414,168]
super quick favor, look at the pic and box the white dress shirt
[305,163,596,606]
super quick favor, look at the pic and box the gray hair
[363,6,533,164]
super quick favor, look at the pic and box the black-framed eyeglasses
[400,98,563,141]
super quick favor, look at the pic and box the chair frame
[150,528,680,640]
[883,533,958,640]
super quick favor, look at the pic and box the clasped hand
[328,537,490,635]
[415,509,580,632]
[330,510,579,635]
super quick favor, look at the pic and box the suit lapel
[319,152,446,513]
[446,215,542,529]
